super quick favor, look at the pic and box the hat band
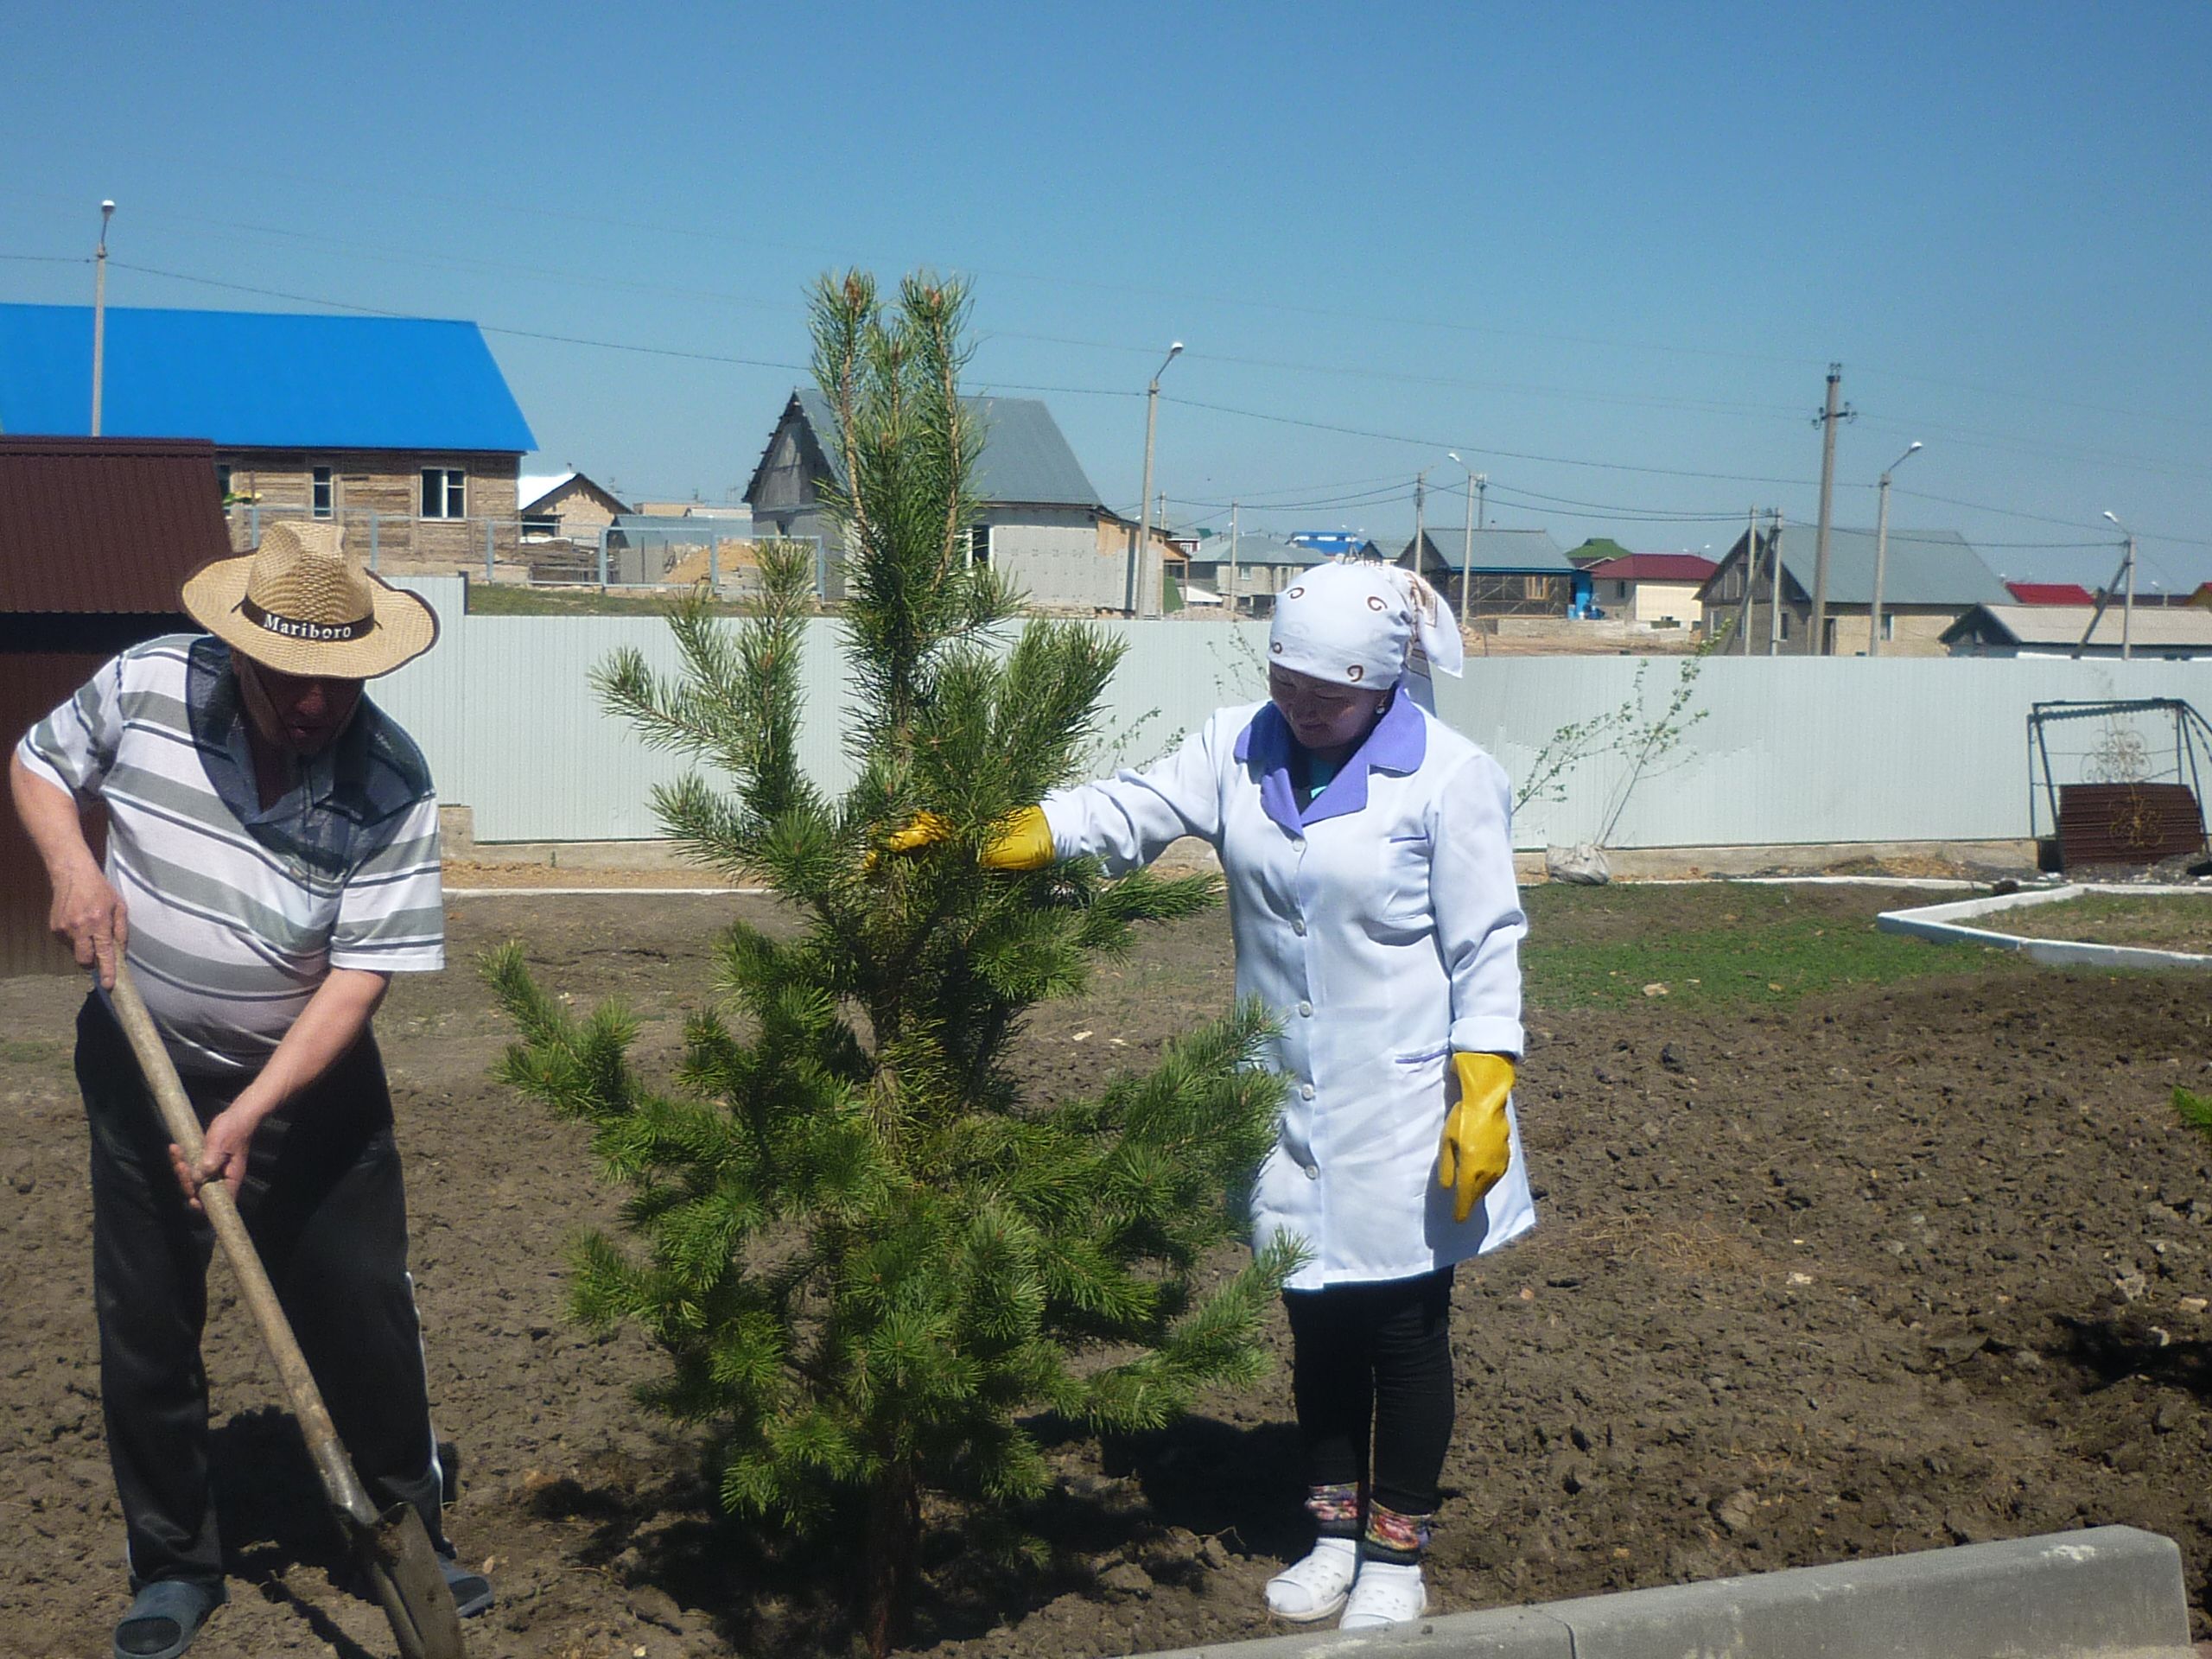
[238,595,376,643]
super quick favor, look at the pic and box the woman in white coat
[906,559,1532,1630]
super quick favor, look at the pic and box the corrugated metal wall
[3,652,111,978]
[372,581,2212,850]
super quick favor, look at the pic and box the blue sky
[4,1,2209,590]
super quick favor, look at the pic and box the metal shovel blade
[358,1499,467,1659]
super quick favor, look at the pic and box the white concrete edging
[1877,882,2212,969]
[1137,1527,2191,1659]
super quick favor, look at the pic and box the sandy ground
[3,885,2209,1657]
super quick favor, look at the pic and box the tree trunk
[861,1459,920,1659]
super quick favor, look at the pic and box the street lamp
[1447,452,1484,626]
[91,200,115,436]
[1866,440,1922,658]
[1128,341,1183,616]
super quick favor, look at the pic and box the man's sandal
[113,1579,223,1659]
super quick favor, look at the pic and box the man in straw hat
[9,521,490,1658]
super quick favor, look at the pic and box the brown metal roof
[0,435,232,614]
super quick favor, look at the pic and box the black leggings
[1284,1268,1454,1521]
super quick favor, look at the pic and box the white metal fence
[375,579,2212,849]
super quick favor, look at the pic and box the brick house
[0,302,535,572]
[1585,552,1718,627]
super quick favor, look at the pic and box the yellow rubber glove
[877,806,1055,871]
[1438,1052,1515,1224]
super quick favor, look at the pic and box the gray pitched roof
[1403,526,1576,575]
[1714,525,2009,607]
[790,387,1103,509]
[1942,604,2212,651]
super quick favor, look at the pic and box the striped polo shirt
[16,634,444,1077]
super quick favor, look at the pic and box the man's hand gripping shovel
[106,962,467,1659]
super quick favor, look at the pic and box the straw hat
[181,520,437,679]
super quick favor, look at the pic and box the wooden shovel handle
[106,963,382,1529]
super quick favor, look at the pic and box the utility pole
[1459,473,1475,625]
[2078,512,2138,660]
[1732,506,1758,654]
[1128,341,1182,616]
[1227,500,1240,618]
[1808,363,1853,655]
[90,200,115,436]
[1448,452,1476,624]
[1768,510,1786,656]
[1867,442,1923,658]
[1412,470,1427,579]
[1475,474,1487,530]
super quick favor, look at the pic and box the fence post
[709,535,720,596]
[596,527,609,588]
[485,518,495,583]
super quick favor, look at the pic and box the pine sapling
[486,270,1296,1657]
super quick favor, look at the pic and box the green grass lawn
[1521,882,2031,1011]
[1986,891,2212,955]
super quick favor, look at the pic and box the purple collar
[1234,692,1427,836]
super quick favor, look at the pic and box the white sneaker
[1339,1560,1427,1630]
[1263,1536,1358,1622]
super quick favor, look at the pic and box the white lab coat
[1041,694,1535,1290]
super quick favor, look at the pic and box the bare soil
[4,884,2211,1658]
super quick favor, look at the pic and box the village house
[745,388,1170,610]
[1181,531,1328,613]
[1583,551,1717,628]
[0,302,534,571]
[518,470,629,540]
[1697,524,2008,655]
[1942,604,2212,660]
[1399,526,1581,618]
[2004,580,2096,606]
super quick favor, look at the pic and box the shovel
[107,963,467,1659]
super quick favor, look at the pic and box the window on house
[1881,613,1895,642]
[1781,613,1792,640]
[967,523,991,565]
[420,467,466,518]
[215,464,232,503]
[312,467,334,518]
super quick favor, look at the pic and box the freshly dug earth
[3,883,2211,1658]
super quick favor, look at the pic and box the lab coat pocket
[1373,832,1433,929]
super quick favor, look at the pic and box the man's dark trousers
[77,995,439,1591]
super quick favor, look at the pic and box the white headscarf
[1268,557,1466,692]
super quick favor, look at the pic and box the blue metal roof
[0,303,535,452]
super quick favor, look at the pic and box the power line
[1891,484,2212,549]
[1160,392,1832,488]
[34,247,2209,550]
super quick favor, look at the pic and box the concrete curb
[1878,882,2212,969]
[1138,1528,2192,1659]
